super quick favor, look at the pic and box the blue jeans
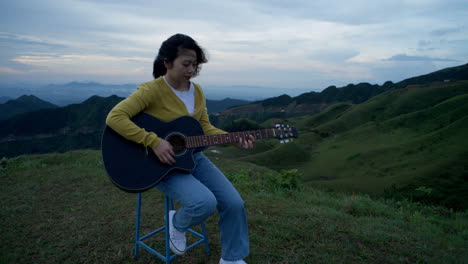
[155,152,249,261]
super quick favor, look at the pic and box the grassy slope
[226,82,468,209]
[1,150,467,263]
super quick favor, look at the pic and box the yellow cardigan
[105,77,226,149]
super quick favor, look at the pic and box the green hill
[0,95,57,120]
[206,98,250,113]
[0,95,249,157]
[0,95,122,157]
[393,63,468,89]
[222,81,468,209]
[0,150,466,263]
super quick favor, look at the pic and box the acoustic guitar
[101,112,298,192]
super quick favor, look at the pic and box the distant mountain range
[1,63,466,107]
[0,95,250,157]
[0,96,11,104]
[221,63,468,116]
[0,81,277,106]
[0,82,136,106]
[0,94,249,120]
[0,62,467,158]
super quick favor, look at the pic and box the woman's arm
[105,84,161,149]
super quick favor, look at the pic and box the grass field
[1,150,467,263]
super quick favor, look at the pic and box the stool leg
[169,197,175,210]
[134,193,142,260]
[165,195,171,264]
[200,222,211,256]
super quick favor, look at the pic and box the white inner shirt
[163,76,195,115]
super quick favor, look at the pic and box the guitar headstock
[273,124,299,143]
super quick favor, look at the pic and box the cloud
[246,0,402,25]
[0,67,24,74]
[11,53,152,78]
[0,32,66,49]
[383,54,459,62]
[430,27,461,37]
[244,0,468,26]
[1,0,467,91]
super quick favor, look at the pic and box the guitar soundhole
[167,134,187,156]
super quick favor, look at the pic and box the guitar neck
[185,129,275,148]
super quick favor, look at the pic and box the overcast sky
[1,0,467,96]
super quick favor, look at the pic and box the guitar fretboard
[185,129,274,148]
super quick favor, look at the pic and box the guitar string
[186,129,277,148]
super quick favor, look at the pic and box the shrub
[268,169,301,190]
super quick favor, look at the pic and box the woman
[106,34,253,264]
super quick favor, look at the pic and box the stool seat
[134,193,211,263]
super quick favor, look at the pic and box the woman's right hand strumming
[153,140,176,165]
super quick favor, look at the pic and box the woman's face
[165,48,198,83]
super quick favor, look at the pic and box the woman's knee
[189,192,217,217]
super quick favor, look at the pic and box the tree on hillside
[222,118,261,132]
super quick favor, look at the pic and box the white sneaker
[219,258,247,264]
[169,210,186,255]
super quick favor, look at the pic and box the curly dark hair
[153,34,208,79]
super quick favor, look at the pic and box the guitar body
[101,113,205,193]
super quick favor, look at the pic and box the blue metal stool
[134,193,211,263]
